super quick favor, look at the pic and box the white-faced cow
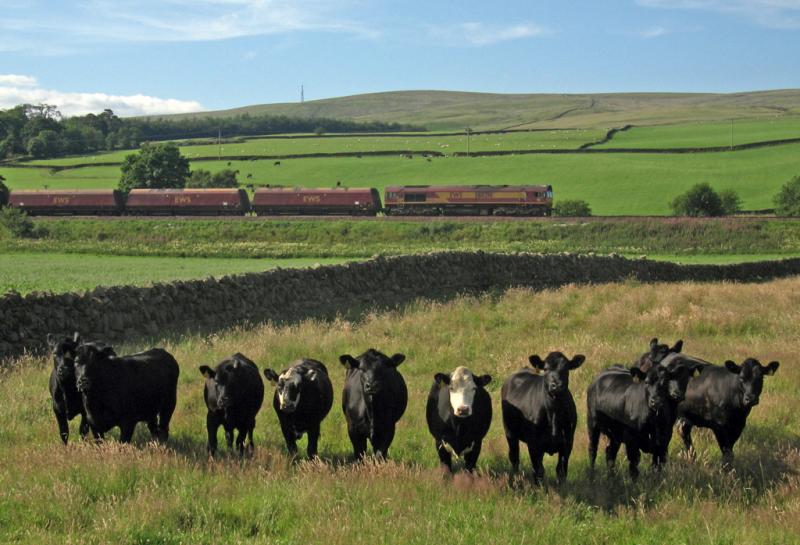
[586,361,696,479]
[340,349,408,460]
[200,353,264,456]
[636,338,684,372]
[502,352,585,484]
[263,358,333,459]
[74,343,179,443]
[677,357,780,468]
[426,366,492,472]
[47,332,102,444]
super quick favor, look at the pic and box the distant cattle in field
[677,357,779,468]
[200,353,264,455]
[274,161,281,166]
[502,352,585,483]
[48,333,101,444]
[586,361,697,479]
[75,343,179,443]
[246,173,253,179]
[264,358,333,458]
[636,338,683,372]
[426,366,492,472]
[340,349,408,460]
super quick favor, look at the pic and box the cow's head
[74,342,116,393]
[339,349,405,400]
[725,358,780,408]
[199,353,253,411]
[643,338,683,368]
[434,366,491,418]
[661,357,704,402]
[629,365,671,413]
[47,332,81,385]
[529,351,585,397]
[264,364,318,413]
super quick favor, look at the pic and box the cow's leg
[206,412,220,454]
[606,439,621,474]
[373,427,395,461]
[158,392,177,443]
[436,441,454,472]
[676,418,694,456]
[625,442,641,480]
[78,412,90,440]
[349,429,367,460]
[224,425,234,450]
[587,425,600,475]
[463,441,482,473]
[306,423,321,459]
[146,417,159,440]
[119,422,136,443]
[556,446,572,484]
[246,419,256,454]
[280,420,298,456]
[54,407,69,445]
[235,429,246,456]
[527,444,545,485]
[712,427,735,470]
[506,433,520,473]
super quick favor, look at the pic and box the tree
[186,168,239,188]
[670,183,724,217]
[118,142,190,192]
[554,199,592,217]
[0,174,8,207]
[187,169,212,188]
[719,189,742,215]
[26,129,62,158]
[774,175,800,217]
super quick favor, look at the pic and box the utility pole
[466,127,472,156]
[301,85,304,104]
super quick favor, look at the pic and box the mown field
[1,278,798,544]
[3,141,800,215]
[0,252,352,294]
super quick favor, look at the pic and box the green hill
[156,89,800,131]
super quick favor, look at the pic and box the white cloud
[638,0,800,28]
[428,22,549,46]
[0,75,203,117]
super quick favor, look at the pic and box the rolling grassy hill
[156,89,800,131]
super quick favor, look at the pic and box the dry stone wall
[3,252,800,360]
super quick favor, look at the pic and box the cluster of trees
[119,143,239,192]
[670,178,800,217]
[0,103,425,161]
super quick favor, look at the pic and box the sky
[1,0,799,117]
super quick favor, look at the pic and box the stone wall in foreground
[3,252,799,359]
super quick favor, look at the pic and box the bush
[670,183,724,217]
[187,168,239,188]
[118,142,190,192]
[554,200,592,217]
[0,207,36,238]
[719,189,742,215]
[0,175,8,207]
[774,175,800,217]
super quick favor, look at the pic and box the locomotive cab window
[404,193,427,202]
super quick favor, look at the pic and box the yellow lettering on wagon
[52,197,71,205]
[174,196,192,204]
[303,195,321,203]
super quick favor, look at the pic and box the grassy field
[3,141,800,215]
[0,252,352,294]
[596,117,800,149]
[1,278,798,544]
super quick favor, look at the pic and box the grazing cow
[340,349,408,460]
[274,161,281,166]
[502,352,585,483]
[48,333,102,444]
[636,338,683,372]
[74,343,179,443]
[587,362,695,478]
[263,358,333,458]
[426,366,492,472]
[677,358,780,468]
[200,353,264,455]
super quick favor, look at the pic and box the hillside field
[1,278,798,544]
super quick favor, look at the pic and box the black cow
[636,338,683,372]
[264,358,333,458]
[677,357,780,468]
[502,352,585,483]
[47,333,102,444]
[340,349,408,460]
[74,343,179,443]
[200,353,264,455]
[426,366,492,472]
[587,362,695,478]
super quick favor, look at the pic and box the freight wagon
[124,188,250,215]
[8,190,125,215]
[383,184,553,216]
[252,187,381,215]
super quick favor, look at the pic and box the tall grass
[1,279,799,543]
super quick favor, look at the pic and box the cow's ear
[649,338,659,351]
[46,333,56,348]
[263,368,278,384]
[388,353,406,368]
[199,365,215,379]
[475,374,492,387]
[306,370,318,382]
[528,355,545,370]
[434,373,450,386]
[724,360,741,374]
[339,355,359,370]
[629,367,647,382]
[568,355,586,370]
[764,361,780,376]
[671,340,683,353]
[73,331,81,343]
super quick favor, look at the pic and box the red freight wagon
[383,184,553,216]
[124,188,250,215]
[252,187,381,215]
[8,190,125,215]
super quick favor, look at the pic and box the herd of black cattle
[47,334,779,482]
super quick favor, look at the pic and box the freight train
[2,184,553,217]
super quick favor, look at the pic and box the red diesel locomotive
[384,184,553,216]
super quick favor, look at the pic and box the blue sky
[1,0,799,116]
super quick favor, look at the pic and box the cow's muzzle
[76,377,91,392]
[454,406,472,418]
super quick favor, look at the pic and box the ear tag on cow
[64,351,73,359]
[632,375,641,384]
[307,371,317,382]
[692,369,701,378]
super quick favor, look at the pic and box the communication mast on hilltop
[301,85,304,104]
